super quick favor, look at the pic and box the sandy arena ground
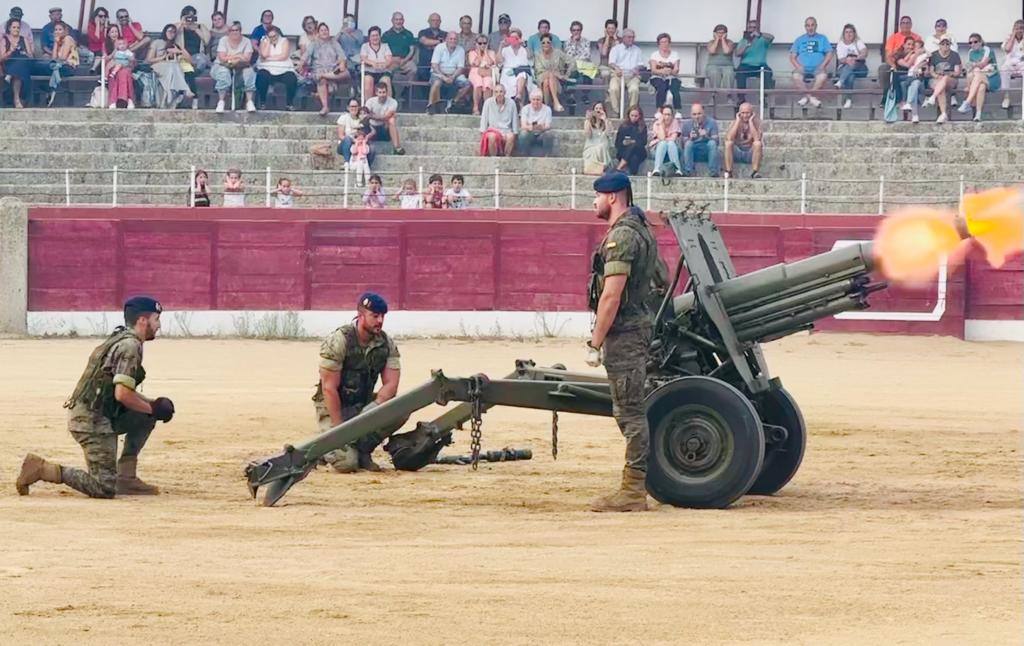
[0,334,1021,644]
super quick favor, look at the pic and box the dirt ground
[0,334,1021,645]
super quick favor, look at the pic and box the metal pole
[877,175,885,215]
[759,67,766,120]
[265,167,272,207]
[571,168,577,210]
[800,172,807,214]
[112,165,118,206]
[189,165,196,207]
[494,168,500,209]
[619,75,626,120]
[418,166,424,194]
[231,68,236,112]
[343,167,350,208]
[101,54,107,107]
[360,62,366,103]
[723,173,730,213]
[881,0,891,57]
[958,174,965,214]
[65,169,71,206]
[645,172,652,211]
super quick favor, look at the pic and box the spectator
[429,31,470,112]
[382,12,418,82]
[272,178,303,208]
[582,101,613,175]
[337,98,376,168]
[608,29,642,117]
[224,169,245,206]
[417,13,446,82]
[651,33,683,111]
[923,37,962,123]
[925,18,957,54]
[7,7,31,56]
[835,23,868,109]
[789,17,833,108]
[298,15,319,59]
[479,83,519,157]
[398,178,423,208]
[456,15,477,53]
[424,174,444,208]
[102,23,121,57]
[250,9,274,50]
[488,13,512,53]
[444,174,473,209]
[349,131,372,186]
[958,34,1000,122]
[528,20,562,54]
[306,23,350,116]
[681,103,720,177]
[497,28,534,105]
[597,19,619,79]
[564,21,597,103]
[534,34,573,113]
[735,19,774,103]
[39,21,79,107]
[468,35,496,115]
[115,8,151,54]
[177,6,212,75]
[1,18,33,109]
[892,38,919,106]
[361,25,394,99]
[42,8,82,59]
[105,37,136,109]
[615,106,647,175]
[256,26,298,110]
[900,39,929,123]
[705,25,735,98]
[190,169,211,207]
[649,105,683,177]
[362,174,388,208]
[212,21,257,114]
[1000,20,1024,109]
[518,89,555,156]
[86,7,111,59]
[879,16,920,105]
[209,11,228,53]
[337,14,364,74]
[147,24,196,109]
[724,102,763,179]
[365,82,405,153]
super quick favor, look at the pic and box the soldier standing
[586,171,660,512]
[316,293,403,472]
[16,297,176,498]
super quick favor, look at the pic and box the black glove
[151,397,175,423]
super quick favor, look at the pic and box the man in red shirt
[115,8,151,54]
[878,15,920,102]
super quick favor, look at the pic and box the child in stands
[424,174,445,209]
[443,174,473,209]
[362,174,388,208]
[272,177,303,207]
[223,168,245,207]
[398,178,423,209]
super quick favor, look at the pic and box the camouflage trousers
[63,403,156,498]
[316,400,405,472]
[603,325,653,472]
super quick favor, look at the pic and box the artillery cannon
[246,211,884,508]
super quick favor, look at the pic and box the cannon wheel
[748,387,806,495]
[645,377,765,509]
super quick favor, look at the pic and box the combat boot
[590,467,649,512]
[325,446,360,473]
[116,456,160,495]
[15,453,62,495]
[356,434,384,472]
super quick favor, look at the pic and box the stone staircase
[0,109,1022,213]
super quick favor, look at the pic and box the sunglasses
[969,39,980,44]
[476,40,487,45]
[97,13,109,18]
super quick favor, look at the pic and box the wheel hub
[663,409,730,475]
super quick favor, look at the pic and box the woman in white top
[496,28,534,104]
[360,25,393,99]
[255,26,298,109]
[650,33,682,109]
[147,24,195,108]
[1001,19,1024,109]
[834,23,867,108]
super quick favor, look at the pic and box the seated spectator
[177,6,213,75]
[209,11,229,53]
[115,8,151,55]
[582,101,613,175]
[879,16,920,105]
[417,13,446,82]
[900,39,929,123]
[891,38,919,106]
[272,178,303,208]
[923,38,962,123]
[106,37,136,109]
[597,19,619,80]
[958,34,1000,122]
[925,18,957,54]
[488,13,512,52]
[86,7,112,60]
[6,7,31,53]
[615,106,648,175]
[190,169,211,207]
[212,22,257,113]
[365,83,405,154]
[42,8,91,68]
[444,174,473,209]
[0,18,33,109]
[337,98,376,167]
[424,174,444,208]
[724,103,763,179]
[223,168,245,206]
[498,28,534,105]
[518,89,555,156]
[305,22,350,116]
[362,174,388,208]
[479,83,519,157]
[735,19,774,103]
[398,178,423,208]
[256,26,298,110]
[39,21,79,107]
[649,105,682,177]
[41,7,65,54]
[383,12,418,82]
[534,34,573,113]
[680,103,720,177]
[834,24,867,108]
[564,21,597,103]
[468,35,496,115]
[651,33,683,111]
[455,15,477,53]
[705,26,735,99]
[527,20,562,54]
[250,9,275,51]
[1002,20,1024,109]
[297,15,319,60]
[147,24,197,109]
[429,31,470,112]
[607,29,642,117]
[362,26,394,100]
[789,17,833,108]
[337,14,364,76]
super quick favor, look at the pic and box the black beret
[593,171,632,194]
[358,292,388,314]
[124,296,162,317]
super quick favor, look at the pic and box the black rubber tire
[747,387,807,495]
[645,377,765,509]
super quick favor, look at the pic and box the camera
[185,15,197,23]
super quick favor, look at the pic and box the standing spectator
[878,16,920,105]
[365,83,405,154]
[86,7,111,60]
[900,39,929,123]
[223,169,245,206]
[681,103,720,178]
[497,29,534,105]
[361,25,394,100]
[958,34,1000,122]
[564,21,597,104]
[306,23,351,116]
[209,11,229,53]
[39,21,79,107]
[272,178,303,208]
[925,18,957,54]
[582,101,613,175]
[444,175,473,209]
[349,131,372,186]
[615,106,647,175]
[608,29,642,117]
[704,25,735,98]
[534,34,573,113]
[177,6,212,76]
[250,9,274,50]
[527,20,562,54]
[488,13,512,53]
[424,174,445,208]
[115,8,150,55]
[1,19,33,109]
[256,26,298,110]
[398,178,423,208]
[147,24,196,109]
[479,83,518,157]
[923,38,962,123]
[429,31,470,112]
[382,12,418,83]
[362,175,388,208]
[106,37,137,109]
[212,21,257,114]
[468,35,496,115]
[649,105,683,177]
[650,33,682,111]
[7,7,31,56]
[337,14,364,75]
[455,15,477,53]
[518,89,555,156]
[723,103,763,179]
[416,13,446,82]
[597,19,619,79]
[735,19,774,104]
[337,98,375,168]
[835,24,868,108]
[190,169,211,207]
[1000,20,1024,109]
[789,17,833,108]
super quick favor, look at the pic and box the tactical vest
[316,325,391,409]
[64,327,146,419]
[588,209,666,321]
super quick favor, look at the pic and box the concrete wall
[0,198,28,335]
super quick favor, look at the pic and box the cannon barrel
[734,293,869,342]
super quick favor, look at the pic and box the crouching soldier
[16,296,176,498]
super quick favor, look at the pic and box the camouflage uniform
[314,324,403,471]
[62,328,157,498]
[590,206,659,471]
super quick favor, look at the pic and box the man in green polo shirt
[382,11,418,80]
[735,18,774,103]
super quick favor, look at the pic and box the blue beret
[358,292,388,314]
[123,296,162,316]
[593,171,632,194]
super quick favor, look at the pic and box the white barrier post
[570,168,577,210]
[958,174,965,214]
[723,173,730,213]
[100,55,107,107]
[877,175,885,215]
[645,172,652,211]
[343,167,350,208]
[494,168,500,209]
[189,165,196,207]
[231,69,236,112]
[799,172,807,214]
[619,75,626,120]
[418,166,424,194]
[361,63,366,104]
[759,67,766,119]
[112,165,118,206]
[265,167,272,207]
[65,169,71,206]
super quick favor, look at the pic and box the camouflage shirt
[318,325,401,373]
[314,324,401,408]
[65,328,146,420]
[591,207,659,332]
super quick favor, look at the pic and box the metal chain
[551,410,559,460]
[469,378,483,470]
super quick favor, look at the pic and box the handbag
[883,72,899,123]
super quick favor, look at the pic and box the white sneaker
[922,96,936,107]
[797,96,809,107]
[957,101,972,114]
[215,99,225,113]
[833,79,842,88]
[900,102,912,111]
[808,96,821,108]
[842,98,852,109]
[911,113,920,123]
[108,102,117,110]
[936,113,948,123]
[1002,95,1011,109]
[950,95,958,106]
[973,114,982,122]
[126,100,135,110]
[245,99,256,113]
